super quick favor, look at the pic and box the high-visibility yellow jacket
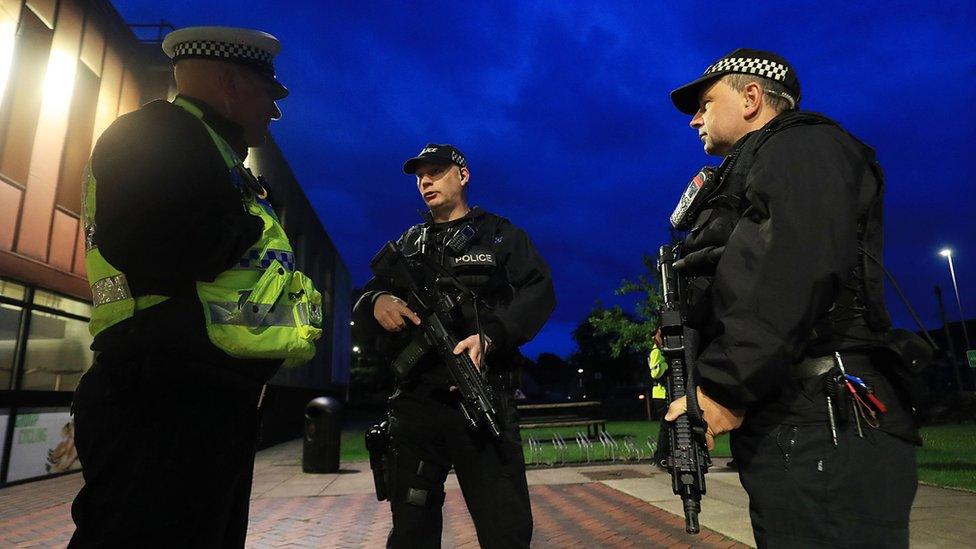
[648,345,668,399]
[83,97,322,366]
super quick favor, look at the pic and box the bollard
[303,396,342,473]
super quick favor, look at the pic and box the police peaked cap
[162,26,289,100]
[670,48,800,115]
[403,144,468,174]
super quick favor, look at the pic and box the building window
[33,288,92,317]
[0,8,53,185]
[0,279,26,391]
[21,310,91,391]
[0,278,26,301]
[0,302,21,391]
[20,289,92,392]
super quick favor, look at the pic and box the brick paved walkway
[0,475,747,548]
[245,483,747,548]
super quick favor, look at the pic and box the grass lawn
[338,418,976,492]
[917,422,976,492]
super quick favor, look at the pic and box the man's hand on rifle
[664,388,745,450]
[373,294,421,332]
[453,334,488,371]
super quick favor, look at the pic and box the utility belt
[88,346,270,414]
[397,379,462,407]
[773,350,920,445]
[395,378,513,407]
[790,352,874,380]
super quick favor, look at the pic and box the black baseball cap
[670,48,800,115]
[402,143,468,174]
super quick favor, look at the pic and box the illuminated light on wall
[40,49,77,119]
[0,20,15,113]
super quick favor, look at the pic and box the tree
[521,352,575,400]
[587,252,661,358]
[570,305,646,394]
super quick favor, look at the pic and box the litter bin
[303,396,342,473]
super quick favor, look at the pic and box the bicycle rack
[552,432,568,466]
[527,436,545,466]
[622,436,644,461]
[574,431,593,463]
[598,430,618,461]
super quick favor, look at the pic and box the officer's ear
[458,166,469,187]
[742,82,763,118]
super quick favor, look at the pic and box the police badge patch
[451,248,496,267]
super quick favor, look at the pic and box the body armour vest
[83,97,322,367]
[680,111,891,352]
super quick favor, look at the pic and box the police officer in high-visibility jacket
[69,27,321,547]
[647,345,669,466]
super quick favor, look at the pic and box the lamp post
[936,286,964,393]
[940,249,972,352]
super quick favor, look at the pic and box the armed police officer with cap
[662,49,920,547]
[354,144,555,548]
[69,26,322,547]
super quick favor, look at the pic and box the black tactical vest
[680,111,891,352]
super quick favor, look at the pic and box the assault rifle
[370,241,502,438]
[658,244,711,534]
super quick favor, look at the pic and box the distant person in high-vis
[647,345,669,467]
[69,27,322,547]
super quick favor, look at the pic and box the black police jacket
[679,111,917,439]
[355,207,556,386]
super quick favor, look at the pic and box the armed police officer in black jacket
[355,144,555,548]
[662,49,919,547]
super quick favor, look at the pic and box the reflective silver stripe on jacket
[209,302,295,327]
[297,302,323,327]
[209,301,323,328]
[91,274,132,306]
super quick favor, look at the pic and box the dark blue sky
[116,1,976,359]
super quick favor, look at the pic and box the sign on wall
[7,407,80,482]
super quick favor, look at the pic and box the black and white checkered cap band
[703,57,788,82]
[417,146,466,167]
[173,40,274,72]
[450,151,466,167]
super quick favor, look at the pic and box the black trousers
[386,388,532,548]
[69,352,266,548]
[731,422,918,549]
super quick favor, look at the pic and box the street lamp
[352,346,361,354]
[940,249,972,352]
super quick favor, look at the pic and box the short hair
[722,73,795,113]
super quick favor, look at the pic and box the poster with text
[7,407,80,482]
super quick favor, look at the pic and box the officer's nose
[690,111,703,129]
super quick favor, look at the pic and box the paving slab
[2,438,975,548]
